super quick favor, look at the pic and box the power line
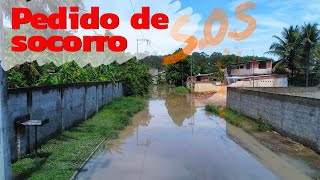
[128,0,165,62]
[129,0,145,39]
[129,0,136,13]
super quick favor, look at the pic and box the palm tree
[314,44,320,87]
[315,44,320,61]
[0,0,84,178]
[301,23,320,87]
[265,26,301,78]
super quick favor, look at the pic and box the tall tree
[301,23,320,87]
[266,26,301,77]
[315,44,320,61]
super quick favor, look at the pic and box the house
[230,59,272,76]
[186,74,222,93]
[149,68,159,84]
[225,59,288,87]
[149,68,166,84]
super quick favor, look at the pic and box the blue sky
[5,0,320,61]
[176,0,320,59]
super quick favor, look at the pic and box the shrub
[175,86,190,94]
[205,105,273,132]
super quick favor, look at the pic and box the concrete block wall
[61,86,86,129]
[7,82,124,161]
[7,92,28,160]
[227,87,320,154]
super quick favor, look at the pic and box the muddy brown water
[75,86,280,180]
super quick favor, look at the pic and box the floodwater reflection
[76,86,278,180]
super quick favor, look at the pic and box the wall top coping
[8,81,123,95]
[227,87,320,105]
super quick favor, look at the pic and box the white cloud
[213,0,320,58]
[254,15,289,29]
[303,14,320,22]
[82,0,202,56]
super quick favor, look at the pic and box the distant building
[186,74,222,93]
[149,68,159,84]
[231,59,272,76]
[149,68,166,84]
[225,60,288,87]
[149,68,159,76]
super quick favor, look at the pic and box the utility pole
[190,54,193,93]
[181,63,184,85]
[252,50,255,87]
[136,39,150,60]
[0,0,12,178]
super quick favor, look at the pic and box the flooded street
[75,86,279,180]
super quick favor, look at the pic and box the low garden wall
[193,82,221,93]
[227,87,320,153]
[7,82,124,161]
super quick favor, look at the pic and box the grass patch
[205,105,273,132]
[12,96,146,180]
[205,105,220,114]
[257,121,273,132]
[175,86,190,94]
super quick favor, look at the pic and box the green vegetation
[162,50,270,86]
[5,27,152,95]
[175,86,190,94]
[3,0,152,96]
[266,23,320,86]
[165,54,192,86]
[140,55,166,71]
[121,60,152,96]
[205,105,220,115]
[12,96,146,180]
[205,105,273,132]
[141,23,320,88]
[7,59,152,96]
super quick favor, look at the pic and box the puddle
[75,86,278,180]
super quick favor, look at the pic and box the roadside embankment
[205,105,320,179]
[227,87,320,154]
[226,124,311,180]
[205,105,273,132]
[12,96,147,180]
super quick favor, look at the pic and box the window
[238,65,244,69]
[246,63,251,69]
[259,61,266,69]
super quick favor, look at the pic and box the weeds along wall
[227,87,320,154]
[7,82,124,161]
